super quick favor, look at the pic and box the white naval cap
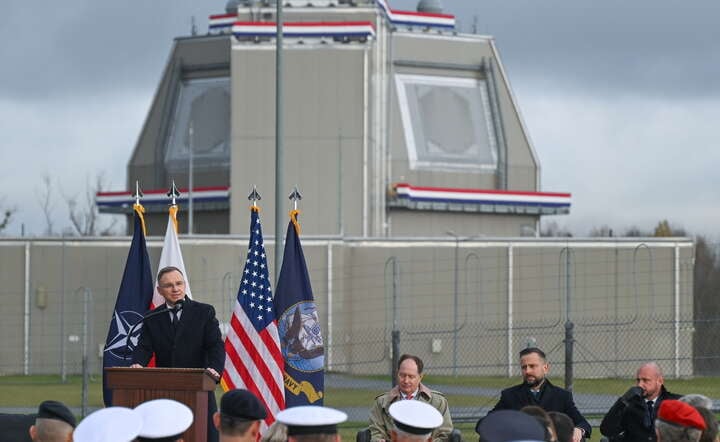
[134,399,194,439]
[276,405,347,436]
[388,400,443,436]
[73,407,142,442]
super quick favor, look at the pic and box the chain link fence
[1,236,715,426]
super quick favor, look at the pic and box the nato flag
[274,217,325,406]
[101,206,154,406]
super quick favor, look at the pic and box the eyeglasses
[159,281,185,290]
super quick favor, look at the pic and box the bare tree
[0,198,15,234]
[540,221,573,237]
[36,174,55,235]
[589,224,614,237]
[623,225,650,237]
[64,173,118,236]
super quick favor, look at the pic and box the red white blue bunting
[96,187,230,208]
[209,0,455,33]
[231,21,376,39]
[209,13,238,31]
[375,0,455,29]
[393,183,571,209]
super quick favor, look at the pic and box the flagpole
[289,186,302,212]
[274,0,284,286]
[168,180,179,207]
[188,121,194,235]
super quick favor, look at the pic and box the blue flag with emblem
[102,204,154,406]
[273,210,325,406]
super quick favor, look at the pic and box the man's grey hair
[655,419,702,442]
[638,362,665,378]
[679,394,713,410]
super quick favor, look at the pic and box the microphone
[125,305,175,359]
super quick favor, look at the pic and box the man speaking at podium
[131,266,225,442]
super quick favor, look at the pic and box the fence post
[563,247,574,392]
[81,288,90,418]
[564,320,574,392]
[391,330,400,387]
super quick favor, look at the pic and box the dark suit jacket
[132,297,225,373]
[600,386,680,442]
[0,414,35,442]
[490,379,592,437]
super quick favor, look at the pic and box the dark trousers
[208,391,218,442]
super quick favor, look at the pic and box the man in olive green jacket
[368,354,453,442]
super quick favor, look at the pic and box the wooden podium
[105,367,216,442]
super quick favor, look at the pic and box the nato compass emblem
[104,310,144,360]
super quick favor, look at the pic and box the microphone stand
[125,301,184,360]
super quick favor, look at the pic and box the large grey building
[97,0,570,238]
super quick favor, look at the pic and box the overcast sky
[1,0,718,238]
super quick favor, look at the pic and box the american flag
[221,207,285,432]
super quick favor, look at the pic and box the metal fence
[1,236,715,424]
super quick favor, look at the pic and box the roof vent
[417,0,443,14]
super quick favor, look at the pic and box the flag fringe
[289,209,301,235]
[133,203,147,236]
[169,205,179,233]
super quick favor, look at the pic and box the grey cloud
[445,0,720,98]
[0,1,210,100]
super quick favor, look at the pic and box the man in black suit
[489,347,591,441]
[131,266,225,442]
[600,362,681,442]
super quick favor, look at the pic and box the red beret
[657,400,707,430]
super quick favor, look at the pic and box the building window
[165,77,231,173]
[395,74,498,171]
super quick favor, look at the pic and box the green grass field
[1,374,716,441]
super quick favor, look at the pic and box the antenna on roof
[191,16,197,36]
[417,0,443,14]
[226,0,241,14]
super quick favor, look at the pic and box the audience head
[388,400,443,441]
[73,407,142,442]
[29,400,76,442]
[636,362,665,400]
[276,405,346,442]
[655,400,706,442]
[684,406,718,442]
[476,410,545,442]
[134,399,193,441]
[680,394,714,410]
[519,348,549,389]
[214,389,267,441]
[396,354,424,397]
[521,406,556,441]
[547,412,574,442]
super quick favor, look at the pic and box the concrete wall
[0,237,694,379]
